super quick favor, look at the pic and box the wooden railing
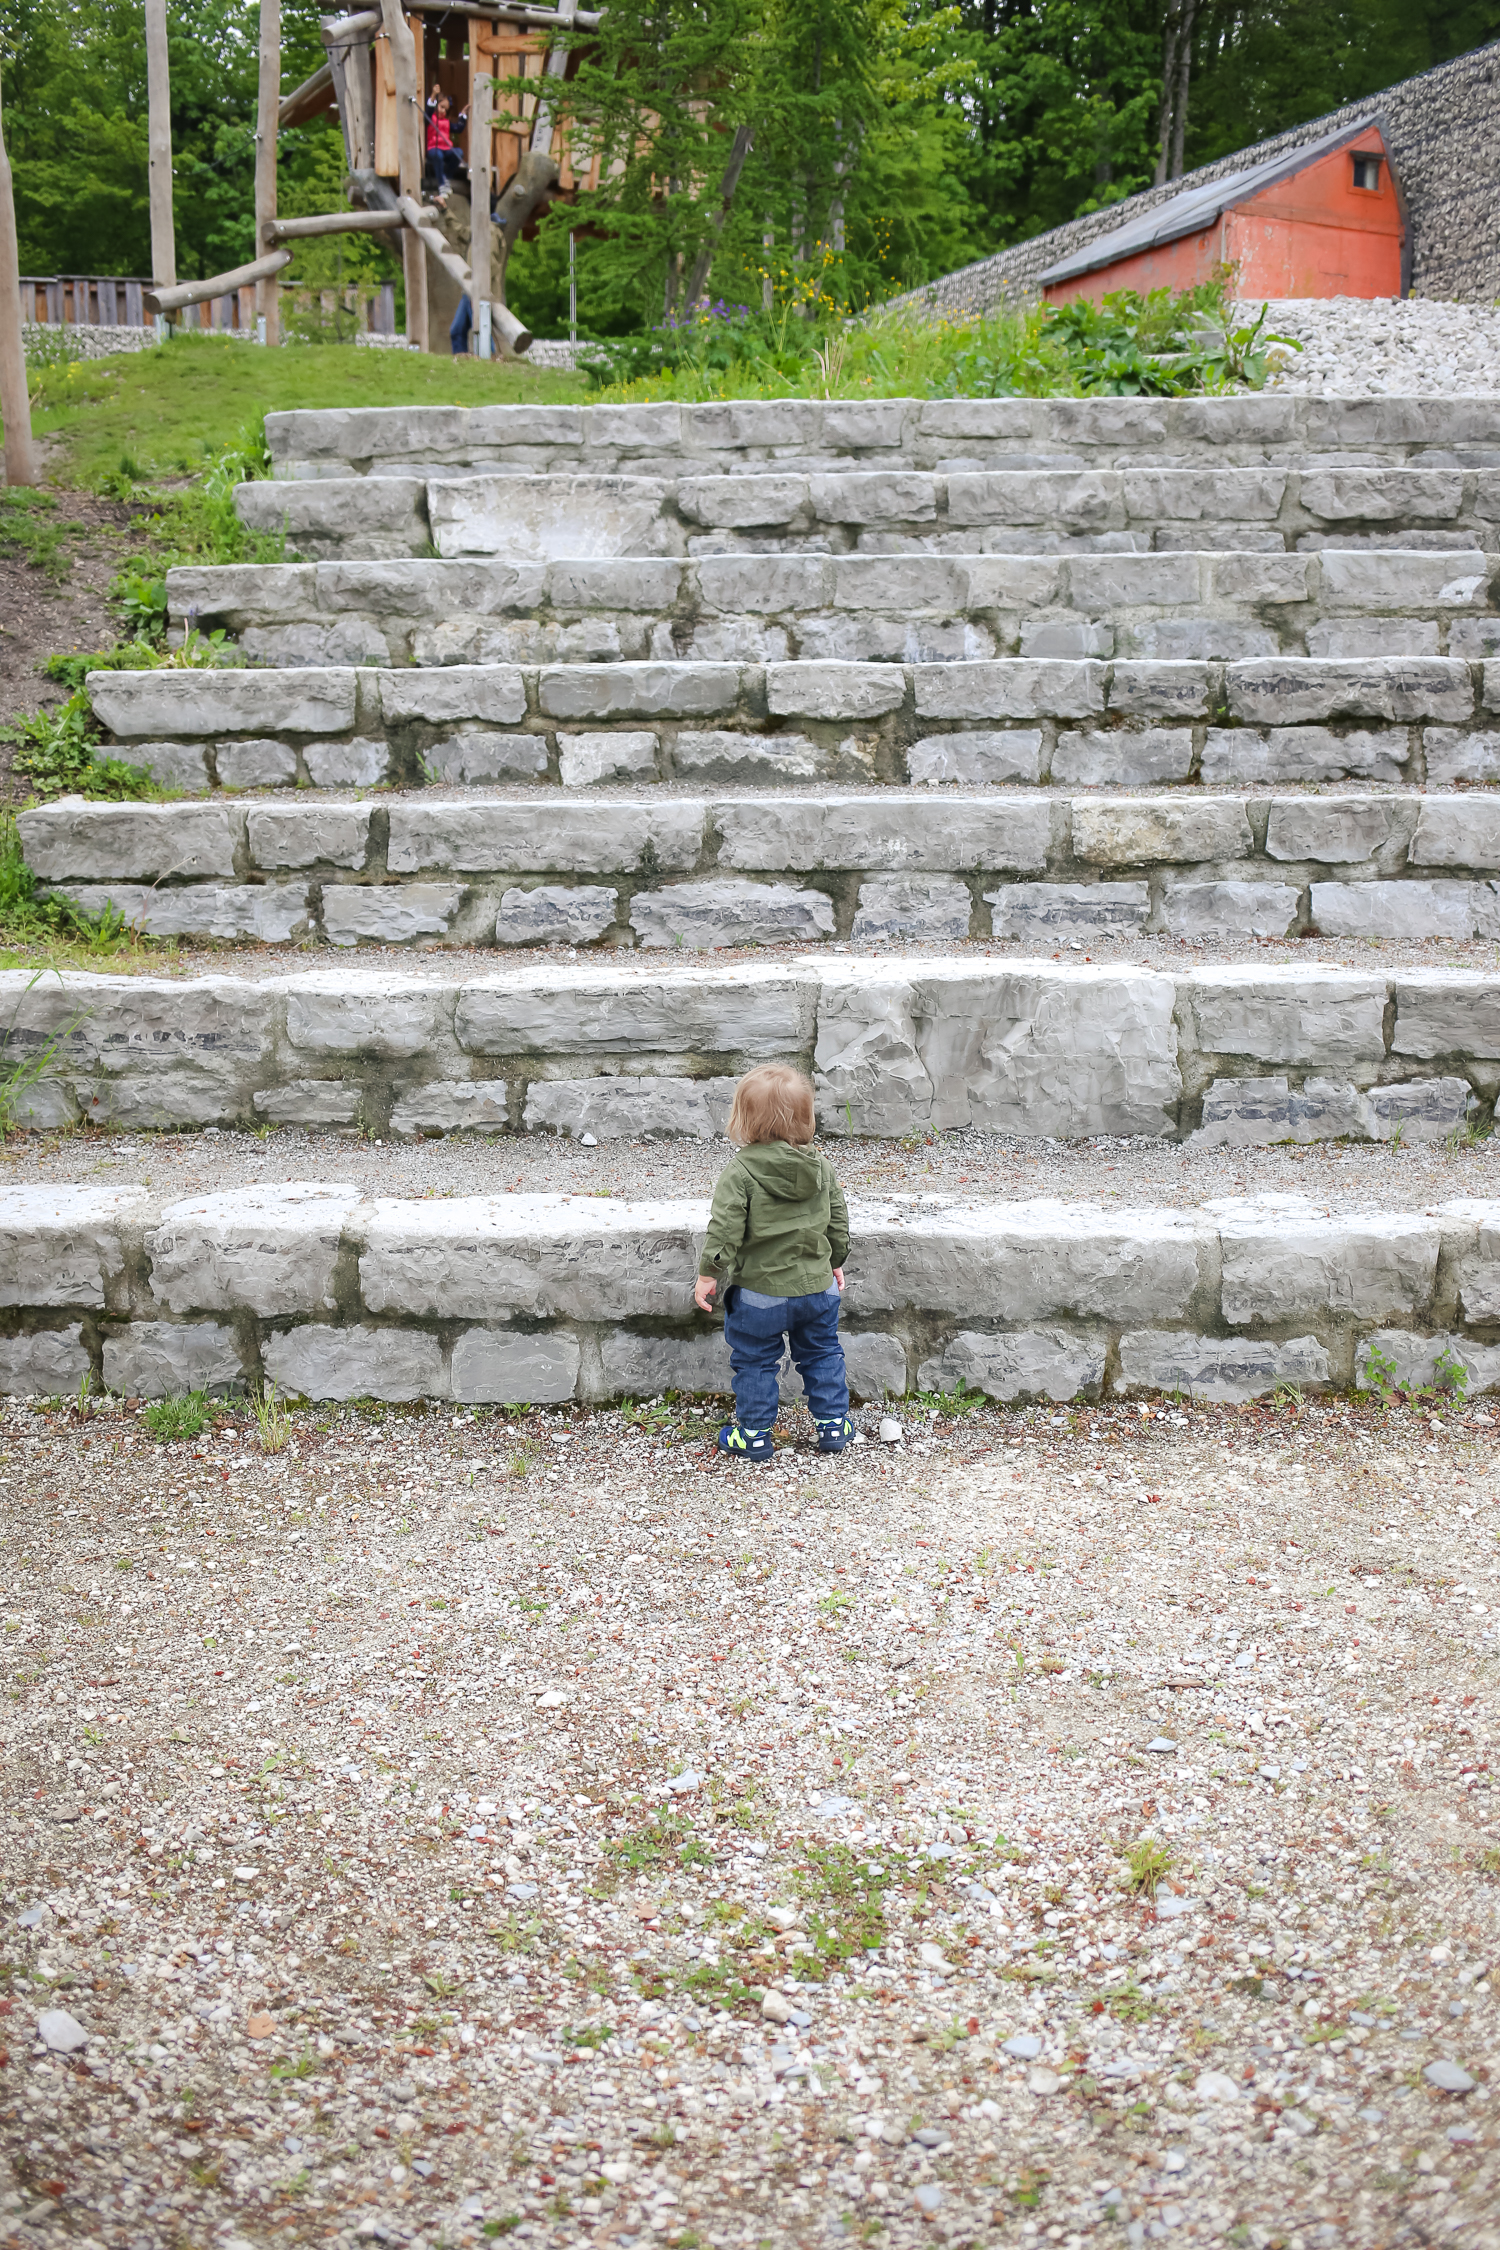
[21,276,398,337]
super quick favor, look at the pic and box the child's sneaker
[717,1422,774,1463]
[815,1415,855,1454]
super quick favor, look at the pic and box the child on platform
[693,1064,853,1463]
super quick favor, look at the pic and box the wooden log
[0,77,36,485]
[324,16,377,172]
[278,60,337,130]
[397,195,532,352]
[321,7,382,37]
[380,0,427,349]
[146,250,293,315]
[468,36,493,355]
[254,0,281,345]
[145,0,176,293]
[406,1,602,23]
[264,207,430,241]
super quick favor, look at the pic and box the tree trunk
[379,0,428,348]
[684,122,754,311]
[1154,2,1179,188]
[254,0,281,343]
[145,0,176,291]
[0,78,37,486]
[1169,0,1197,181]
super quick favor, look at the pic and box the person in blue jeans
[693,1063,854,1463]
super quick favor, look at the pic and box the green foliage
[140,1390,214,1442]
[0,810,130,957]
[1122,1835,1173,1896]
[0,489,79,581]
[604,1810,713,1875]
[1,690,161,804]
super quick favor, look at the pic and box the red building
[1040,115,1409,304]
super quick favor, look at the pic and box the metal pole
[569,228,576,344]
[254,0,281,345]
[0,73,37,485]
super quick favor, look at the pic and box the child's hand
[833,1267,844,1293]
[693,1276,717,1312]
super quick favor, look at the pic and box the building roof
[1038,114,1392,286]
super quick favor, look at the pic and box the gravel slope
[1249,298,1500,397]
[1,1393,1496,2250]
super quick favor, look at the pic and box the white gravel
[1244,297,1500,397]
[1,1395,1496,2249]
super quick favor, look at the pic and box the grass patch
[784,1843,889,1977]
[0,809,140,964]
[1122,1836,1175,1898]
[140,1390,214,1443]
[0,489,82,581]
[604,1809,713,1877]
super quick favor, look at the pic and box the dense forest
[2,0,1498,334]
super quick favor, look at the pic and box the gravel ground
[1,1394,1496,2250]
[1245,298,1500,398]
[6,1120,1500,1217]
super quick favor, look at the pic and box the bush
[140,1390,215,1442]
[2,691,159,804]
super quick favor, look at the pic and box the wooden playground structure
[142,0,605,357]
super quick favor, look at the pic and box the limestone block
[558,731,659,787]
[1365,1078,1472,1140]
[247,804,371,871]
[913,660,1106,722]
[1306,622,1439,659]
[1448,622,1500,659]
[765,663,906,720]
[946,471,1116,529]
[281,977,453,1060]
[1357,1329,1500,1397]
[1122,621,1276,663]
[1423,730,1500,785]
[986,882,1149,943]
[1200,726,1409,785]
[428,474,677,560]
[0,971,275,1096]
[906,731,1043,785]
[821,401,911,451]
[829,557,967,610]
[1316,549,1488,607]
[235,475,426,558]
[495,886,619,946]
[1410,799,1500,868]
[240,619,392,669]
[778,1330,908,1406]
[1442,1199,1500,1322]
[584,402,682,451]
[1196,1074,1468,1147]
[1052,729,1193,786]
[1265,800,1401,864]
[215,739,298,791]
[424,732,548,784]
[1017,619,1112,659]
[1068,554,1201,606]
[451,1329,580,1405]
[102,1320,243,1397]
[961,557,1064,607]
[0,1327,90,1395]
[672,731,824,782]
[598,1331,732,1401]
[851,1201,1202,1323]
[456,965,815,1059]
[318,557,548,618]
[1226,658,1472,726]
[378,666,527,727]
[0,1184,146,1307]
[303,739,391,789]
[676,474,808,529]
[1071,799,1252,867]
[322,885,464,947]
[630,881,835,950]
[57,881,307,945]
[387,800,704,874]
[851,876,973,944]
[1121,468,1284,520]
[811,974,932,1139]
[1207,552,1312,602]
[523,1076,735,1140]
[167,561,316,623]
[1117,1330,1330,1403]
[548,558,684,610]
[1298,468,1462,521]
[252,1081,361,1127]
[1391,972,1500,1059]
[1310,880,1475,940]
[1189,967,1387,1068]
[918,966,1181,1139]
[107,741,211,794]
[18,799,238,882]
[88,666,356,739]
[1107,662,1215,720]
[1161,882,1300,940]
[714,794,1050,873]
[1193,1076,1297,1147]
[682,397,816,449]
[1218,1211,1440,1324]
[808,472,937,524]
[538,662,739,721]
[389,1081,509,1136]
[916,1328,1105,1403]
[359,1194,704,1320]
[149,1184,362,1315]
[263,1323,446,1403]
[689,554,825,613]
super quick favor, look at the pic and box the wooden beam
[468,31,492,355]
[380,0,428,349]
[404,1,601,22]
[145,0,176,293]
[264,207,430,240]
[254,0,281,344]
[145,249,293,314]
[320,7,382,37]
[279,61,337,130]
[0,75,36,485]
[398,194,532,353]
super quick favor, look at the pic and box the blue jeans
[723,1284,848,1430]
[450,293,472,355]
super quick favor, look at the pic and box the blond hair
[726,1063,816,1147]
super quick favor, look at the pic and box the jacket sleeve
[826,1168,850,1268]
[699,1164,749,1279]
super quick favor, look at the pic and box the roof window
[1351,153,1383,191]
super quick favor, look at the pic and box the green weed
[1122,1837,1174,1897]
[140,1391,213,1443]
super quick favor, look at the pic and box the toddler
[693,1063,853,1463]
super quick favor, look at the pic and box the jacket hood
[735,1140,823,1199]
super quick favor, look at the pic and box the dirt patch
[0,489,144,791]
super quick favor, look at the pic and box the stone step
[1,1177,1495,1406]
[233,465,1500,562]
[167,548,1499,671]
[3,957,1497,1148]
[262,394,1500,481]
[29,787,1500,951]
[80,655,1500,797]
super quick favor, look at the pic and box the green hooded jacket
[698,1141,850,1298]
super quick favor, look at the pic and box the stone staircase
[10,393,1500,1409]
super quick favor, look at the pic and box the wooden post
[380,0,427,350]
[0,73,37,486]
[254,0,281,344]
[468,37,492,356]
[145,0,176,300]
